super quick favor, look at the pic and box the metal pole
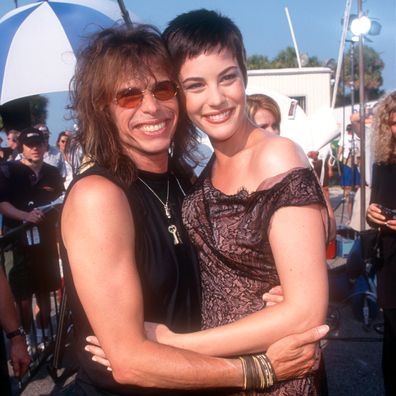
[284,7,302,68]
[350,42,355,112]
[350,41,356,196]
[331,0,353,109]
[117,0,132,26]
[357,0,366,231]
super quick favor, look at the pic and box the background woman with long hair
[366,91,396,396]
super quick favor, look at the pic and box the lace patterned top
[182,166,329,396]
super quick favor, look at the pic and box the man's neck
[21,158,43,174]
[130,151,169,174]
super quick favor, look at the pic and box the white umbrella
[0,0,125,105]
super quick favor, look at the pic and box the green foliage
[246,44,385,106]
[246,54,271,69]
[247,46,323,70]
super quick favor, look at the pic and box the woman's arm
[152,205,328,356]
[148,140,328,356]
[61,175,242,389]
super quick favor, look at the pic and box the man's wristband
[6,326,26,339]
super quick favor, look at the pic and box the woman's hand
[144,322,175,344]
[262,286,284,307]
[367,203,387,226]
[86,322,176,370]
[85,336,111,370]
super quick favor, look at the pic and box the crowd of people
[0,7,394,396]
[0,125,76,380]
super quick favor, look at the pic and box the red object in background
[326,239,337,259]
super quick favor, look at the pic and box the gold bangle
[239,356,247,391]
[252,355,266,390]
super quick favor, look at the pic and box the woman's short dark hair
[163,9,247,85]
[70,23,199,185]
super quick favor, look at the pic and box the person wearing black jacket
[366,91,396,396]
[0,127,64,344]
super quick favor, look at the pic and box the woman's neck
[211,120,262,165]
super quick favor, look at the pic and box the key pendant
[168,224,182,245]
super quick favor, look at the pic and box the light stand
[349,1,381,230]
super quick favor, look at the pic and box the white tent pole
[284,7,302,69]
[331,0,353,109]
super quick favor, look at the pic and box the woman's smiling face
[179,47,247,144]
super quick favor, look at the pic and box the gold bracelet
[239,356,247,391]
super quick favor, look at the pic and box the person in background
[366,91,396,396]
[337,123,361,221]
[56,130,74,189]
[0,267,31,378]
[56,130,71,156]
[246,93,281,135]
[63,23,328,395]
[0,136,10,162]
[34,124,67,180]
[0,128,64,349]
[6,130,20,161]
[307,145,335,200]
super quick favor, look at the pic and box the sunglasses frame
[114,80,178,109]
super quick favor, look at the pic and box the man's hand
[10,337,31,378]
[24,208,45,224]
[266,325,329,381]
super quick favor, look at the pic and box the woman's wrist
[238,353,276,391]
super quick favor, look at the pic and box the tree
[334,44,384,107]
[271,47,322,68]
[246,54,271,70]
[246,44,384,107]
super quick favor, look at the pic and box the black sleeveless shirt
[61,165,201,395]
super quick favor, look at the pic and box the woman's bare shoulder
[253,135,310,178]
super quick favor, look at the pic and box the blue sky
[0,0,395,140]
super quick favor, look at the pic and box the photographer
[366,91,396,396]
[0,127,64,348]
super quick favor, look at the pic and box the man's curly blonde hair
[371,91,396,164]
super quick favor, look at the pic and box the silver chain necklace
[137,175,185,245]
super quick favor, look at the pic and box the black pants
[383,308,396,395]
